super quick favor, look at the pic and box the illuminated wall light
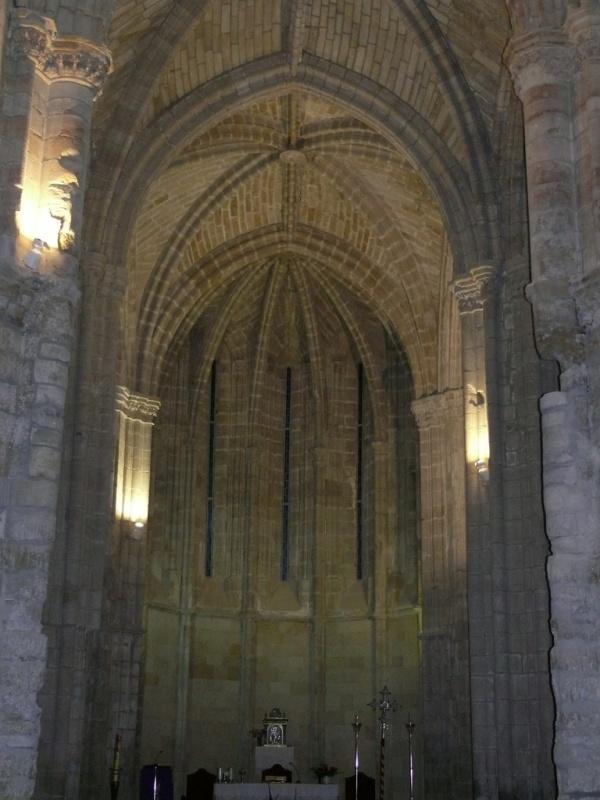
[465,386,490,482]
[475,459,490,482]
[17,187,61,255]
[23,238,46,271]
[114,388,161,531]
[130,519,146,541]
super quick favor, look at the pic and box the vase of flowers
[312,764,338,784]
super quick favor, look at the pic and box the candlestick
[352,713,362,800]
[406,716,415,800]
[368,686,397,800]
[110,733,121,800]
[153,762,160,800]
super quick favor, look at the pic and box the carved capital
[11,10,112,92]
[10,9,56,62]
[40,37,112,91]
[453,266,496,315]
[411,389,463,431]
[116,386,161,424]
[505,31,574,97]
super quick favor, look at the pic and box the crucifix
[368,686,397,800]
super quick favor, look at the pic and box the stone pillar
[0,12,110,800]
[34,252,124,800]
[507,17,600,797]
[454,266,505,799]
[567,4,600,279]
[0,9,52,260]
[309,445,328,769]
[567,5,600,422]
[371,439,390,673]
[411,388,470,800]
[83,387,161,799]
[542,377,600,800]
[238,442,261,778]
[13,8,111,268]
[505,27,580,367]
[0,265,79,800]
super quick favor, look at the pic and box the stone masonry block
[6,506,55,542]
[30,427,63,448]
[10,478,59,510]
[33,359,68,388]
[0,383,17,414]
[28,446,61,481]
[39,342,70,363]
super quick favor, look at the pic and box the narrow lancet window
[281,367,292,581]
[205,360,217,577]
[356,362,364,579]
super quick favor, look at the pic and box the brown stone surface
[0,1,598,799]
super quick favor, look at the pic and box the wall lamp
[130,519,146,540]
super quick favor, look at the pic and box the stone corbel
[452,266,496,315]
[411,389,463,431]
[115,386,161,425]
[525,278,583,366]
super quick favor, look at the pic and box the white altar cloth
[215,783,339,800]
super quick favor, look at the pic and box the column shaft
[412,388,470,800]
[0,10,111,799]
[507,18,600,796]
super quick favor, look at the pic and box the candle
[112,733,121,774]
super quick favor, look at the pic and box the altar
[214,784,339,800]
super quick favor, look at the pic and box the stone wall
[0,264,78,800]
[140,287,421,799]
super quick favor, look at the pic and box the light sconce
[470,390,486,407]
[23,238,47,271]
[466,385,490,483]
[475,458,489,482]
[130,519,145,540]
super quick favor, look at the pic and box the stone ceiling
[86,0,511,398]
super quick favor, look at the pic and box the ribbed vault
[117,89,454,398]
[183,257,390,437]
[86,0,511,307]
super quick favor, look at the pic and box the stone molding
[573,269,600,331]
[83,252,127,297]
[453,266,496,315]
[505,0,566,36]
[115,386,161,424]
[505,31,574,97]
[11,8,112,91]
[411,389,463,431]
[567,6,600,68]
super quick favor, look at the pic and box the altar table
[214,783,339,800]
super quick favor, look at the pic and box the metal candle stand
[110,733,121,800]
[368,686,397,800]
[405,717,415,800]
[351,714,362,800]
